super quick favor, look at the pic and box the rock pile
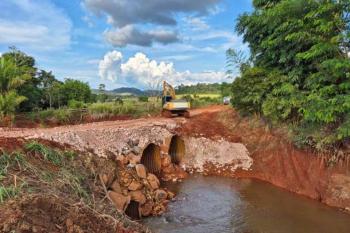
[161,154,187,181]
[101,163,174,219]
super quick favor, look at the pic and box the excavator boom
[163,81,176,99]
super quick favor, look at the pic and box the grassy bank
[4,94,223,127]
[0,139,147,232]
[12,100,161,127]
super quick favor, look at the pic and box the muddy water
[143,175,350,233]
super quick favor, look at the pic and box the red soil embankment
[178,107,350,211]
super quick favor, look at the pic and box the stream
[143,175,350,233]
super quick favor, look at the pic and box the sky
[0,0,252,90]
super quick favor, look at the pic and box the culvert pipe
[168,135,185,164]
[141,143,161,174]
[125,201,140,220]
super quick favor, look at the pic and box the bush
[68,100,86,109]
[230,0,350,150]
[138,96,148,102]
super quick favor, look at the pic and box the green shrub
[230,0,350,150]
[0,151,25,179]
[68,100,86,109]
[138,96,149,102]
[25,141,63,166]
[0,185,20,203]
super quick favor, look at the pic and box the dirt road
[0,105,227,139]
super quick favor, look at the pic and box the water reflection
[143,175,350,233]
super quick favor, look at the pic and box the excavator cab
[162,95,173,105]
[162,81,190,118]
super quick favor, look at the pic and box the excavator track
[161,110,173,118]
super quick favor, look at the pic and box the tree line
[228,0,350,149]
[176,82,231,96]
[0,47,99,120]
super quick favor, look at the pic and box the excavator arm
[163,81,176,99]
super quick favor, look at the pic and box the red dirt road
[0,105,226,140]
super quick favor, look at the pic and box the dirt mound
[1,195,134,233]
[178,110,242,143]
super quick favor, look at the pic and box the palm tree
[0,55,32,121]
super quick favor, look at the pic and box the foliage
[176,83,226,95]
[59,79,92,105]
[97,83,108,103]
[0,54,32,119]
[25,141,63,166]
[0,151,25,178]
[138,96,149,102]
[231,0,350,149]
[0,185,20,203]
[0,143,90,203]
[182,94,221,108]
[68,100,87,109]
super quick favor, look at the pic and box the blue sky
[0,0,252,90]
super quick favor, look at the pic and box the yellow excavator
[162,81,190,118]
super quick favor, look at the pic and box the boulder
[128,180,143,191]
[100,173,114,187]
[140,201,154,217]
[161,154,172,168]
[115,155,128,165]
[129,190,147,205]
[100,174,109,186]
[147,173,160,190]
[135,164,147,179]
[108,191,130,211]
[162,164,176,174]
[155,189,168,201]
[119,172,133,187]
[127,154,141,165]
[110,180,122,193]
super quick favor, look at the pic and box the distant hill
[92,87,144,96]
[111,87,144,96]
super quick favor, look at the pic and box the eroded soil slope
[178,107,350,211]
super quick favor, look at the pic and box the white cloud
[160,55,194,61]
[185,17,210,31]
[99,51,123,82]
[0,0,72,51]
[99,50,229,89]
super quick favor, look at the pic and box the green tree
[231,0,350,148]
[0,55,32,119]
[2,47,42,112]
[38,70,60,108]
[97,83,108,102]
[60,79,92,105]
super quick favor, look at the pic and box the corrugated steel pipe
[168,135,185,164]
[125,200,140,220]
[141,143,161,174]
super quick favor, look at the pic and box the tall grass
[0,185,20,203]
[88,101,161,118]
[25,141,63,166]
[0,151,25,179]
[20,99,162,126]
